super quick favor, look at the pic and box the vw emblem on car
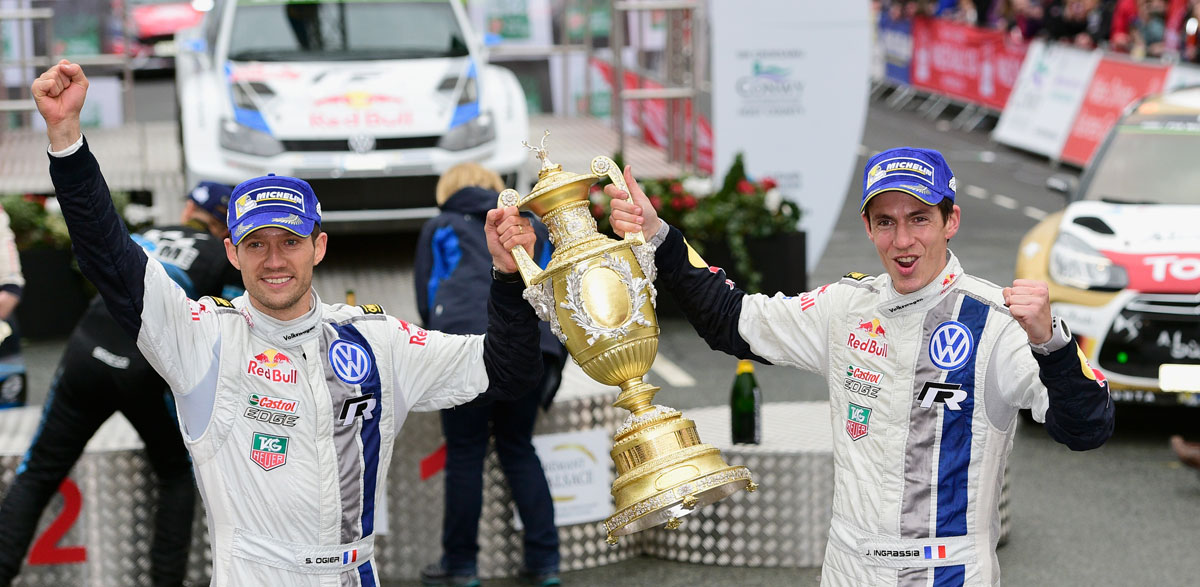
[348,134,376,154]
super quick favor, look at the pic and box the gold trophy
[500,133,756,544]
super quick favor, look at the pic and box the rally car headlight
[1048,232,1128,290]
[219,118,284,157]
[438,111,495,151]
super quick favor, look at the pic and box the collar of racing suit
[242,289,325,348]
[876,250,964,317]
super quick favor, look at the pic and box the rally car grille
[281,136,440,152]
[1098,293,1200,378]
[302,176,440,211]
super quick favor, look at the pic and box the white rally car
[1016,88,1200,406]
[174,0,531,228]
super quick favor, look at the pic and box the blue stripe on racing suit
[934,297,988,587]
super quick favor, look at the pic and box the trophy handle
[507,245,544,286]
[591,156,645,245]
[498,188,544,286]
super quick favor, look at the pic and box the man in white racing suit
[607,147,1113,586]
[32,60,544,587]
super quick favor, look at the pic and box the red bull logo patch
[398,320,428,347]
[797,284,829,312]
[940,272,958,293]
[847,318,889,358]
[248,349,298,384]
[856,318,887,338]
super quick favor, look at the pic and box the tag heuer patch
[211,296,235,308]
[359,304,384,314]
[250,432,289,471]
[846,403,871,441]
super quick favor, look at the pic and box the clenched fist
[31,60,89,151]
[1003,279,1052,345]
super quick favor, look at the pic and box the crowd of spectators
[880,0,1200,62]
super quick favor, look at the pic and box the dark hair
[310,224,322,242]
[862,197,955,224]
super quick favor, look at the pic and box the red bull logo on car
[314,91,405,110]
[311,92,412,128]
[248,349,298,384]
[847,318,889,358]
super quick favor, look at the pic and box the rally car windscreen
[226,0,469,62]
[1082,123,1200,206]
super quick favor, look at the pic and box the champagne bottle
[730,360,761,445]
[345,289,356,306]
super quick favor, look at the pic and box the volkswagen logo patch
[928,321,974,371]
[329,340,373,385]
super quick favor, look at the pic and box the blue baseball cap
[860,147,956,213]
[187,182,233,219]
[227,174,322,245]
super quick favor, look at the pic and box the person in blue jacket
[416,163,565,587]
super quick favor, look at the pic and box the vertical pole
[582,0,593,116]
[689,1,700,174]
[611,0,625,159]
[561,0,571,115]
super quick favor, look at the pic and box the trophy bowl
[500,133,756,544]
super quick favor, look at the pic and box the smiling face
[862,191,960,295]
[225,227,327,320]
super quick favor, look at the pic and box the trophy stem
[613,378,659,415]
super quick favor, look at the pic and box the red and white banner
[992,40,1101,159]
[910,18,1026,111]
[1059,57,1169,166]
[591,58,713,173]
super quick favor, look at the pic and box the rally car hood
[226,58,470,139]
[1058,201,1200,293]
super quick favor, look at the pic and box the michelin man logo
[192,185,210,204]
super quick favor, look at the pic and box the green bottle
[731,360,761,444]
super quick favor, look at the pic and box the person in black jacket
[0,181,241,587]
[416,163,566,587]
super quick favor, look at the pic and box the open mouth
[264,277,292,287]
[895,256,918,270]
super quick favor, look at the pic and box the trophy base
[603,465,756,544]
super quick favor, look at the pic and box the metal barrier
[0,377,639,584]
[2,396,955,581]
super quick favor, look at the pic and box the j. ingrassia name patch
[210,296,235,308]
[843,271,870,281]
[359,304,384,314]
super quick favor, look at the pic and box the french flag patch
[924,545,947,559]
[343,549,358,564]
